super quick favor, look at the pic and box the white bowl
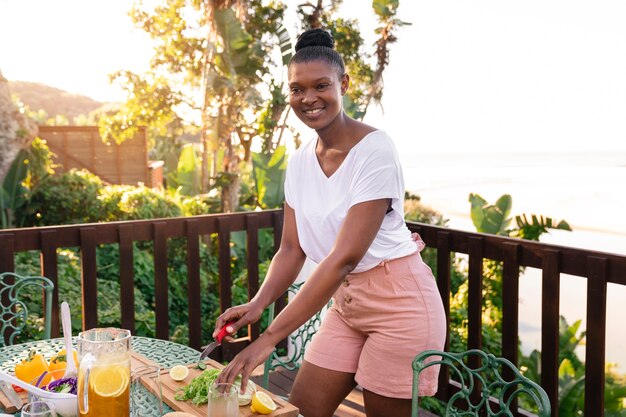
[28,369,78,417]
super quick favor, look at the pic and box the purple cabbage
[44,377,77,395]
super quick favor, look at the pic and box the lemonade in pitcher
[77,328,131,417]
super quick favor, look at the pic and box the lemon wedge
[250,391,277,414]
[91,365,129,398]
[169,365,189,381]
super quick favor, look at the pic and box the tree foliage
[298,0,410,119]
[100,0,294,212]
[98,0,410,213]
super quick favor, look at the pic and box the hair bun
[295,28,334,52]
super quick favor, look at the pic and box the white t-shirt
[284,130,416,273]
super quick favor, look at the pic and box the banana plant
[469,193,571,240]
[469,193,512,235]
[558,358,585,416]
[168,144,201,196]
[520,317,587,416]
[207,7,291,211]
[251,145,287,209]
[0,150,29,229]
[520,317,626,416]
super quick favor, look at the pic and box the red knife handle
[216,321,236,343]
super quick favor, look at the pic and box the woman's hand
[216,335,276,393]
[213,301,264,342]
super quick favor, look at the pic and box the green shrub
[23,137,56,190]
[14,245,172,342]
[404,197,448,227]
[180,194,222,216]
[25,169,103,226]
[118,186,181,219]
[96,185,128,221]
[99,184,182,221]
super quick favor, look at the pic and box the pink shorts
[304,249,446,399]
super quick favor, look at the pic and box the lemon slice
[91,365,129,398]
[250,391,277,414]
[169,365,189,381]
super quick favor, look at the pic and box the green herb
[51,354,67,364]
[174,369,220,405]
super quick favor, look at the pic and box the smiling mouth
[302,107,324,115]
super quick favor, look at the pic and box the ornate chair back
[412,349,551,417]
[261,282,331,389]
[0,272,54,347]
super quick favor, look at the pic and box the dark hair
[289,28,346,78]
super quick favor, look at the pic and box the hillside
[8,80,107,120]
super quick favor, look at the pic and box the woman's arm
[213,203,307,336]
[216,198,390,389]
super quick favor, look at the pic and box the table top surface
[0,336,202,415]
[0,336,201,372]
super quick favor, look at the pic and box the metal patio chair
[0,272,54,347]
[261,281,331,389]
[412,349,551,417]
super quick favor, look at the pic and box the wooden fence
[37,125,162,188]
[1,211,625,416]
[409,223,625,417]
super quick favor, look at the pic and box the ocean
[400,150,626,371]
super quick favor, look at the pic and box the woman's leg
[289,360,357,417]
[362,389,412,417]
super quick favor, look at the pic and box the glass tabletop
[0,336,201,416]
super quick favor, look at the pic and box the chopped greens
[174,369,220,405]
[174,368,257,406]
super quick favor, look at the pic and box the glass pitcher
[77,328,131,417]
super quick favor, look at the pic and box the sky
[1,0,625,154]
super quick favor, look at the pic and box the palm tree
[104,0,291,212]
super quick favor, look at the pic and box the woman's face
[288,60,348,131]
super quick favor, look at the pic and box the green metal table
[0,336,201,415]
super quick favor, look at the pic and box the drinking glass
[21,401,57,417]
[207,383,238,417]
[131,365,163,417]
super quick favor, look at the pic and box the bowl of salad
[29,369,78,417]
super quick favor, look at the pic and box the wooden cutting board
[0,383,28,413]
[132,353,299,417]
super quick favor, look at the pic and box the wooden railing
[0,210,283,358]
[1,211,624,416]
[409,222,626,417]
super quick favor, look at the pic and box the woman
[214,28,446,417]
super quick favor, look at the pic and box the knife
[0,380,22,411]
[199,321,236,361]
